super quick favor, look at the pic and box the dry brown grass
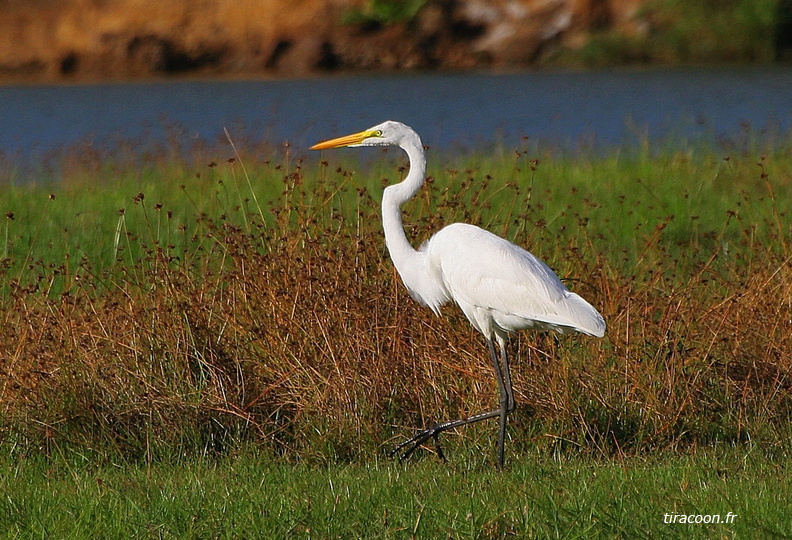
[1,150,790,463]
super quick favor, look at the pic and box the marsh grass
[0,136,790,466]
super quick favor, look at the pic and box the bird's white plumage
[423,223,606,339]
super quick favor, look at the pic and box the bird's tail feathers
[523,292,605,338]
[554,291,606,337]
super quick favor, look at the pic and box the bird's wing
[427,223,605,336]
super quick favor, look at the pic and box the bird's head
[310,120,420,150]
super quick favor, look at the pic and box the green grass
[1,445,790,538]
[3,139,788,285]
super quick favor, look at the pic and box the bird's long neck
[381,138,426,272]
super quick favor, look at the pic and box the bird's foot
[390,425,447,463]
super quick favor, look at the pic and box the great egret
[311,121,605,468]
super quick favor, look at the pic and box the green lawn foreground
[1,446,790,538]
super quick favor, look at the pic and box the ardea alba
[311,121,605,468]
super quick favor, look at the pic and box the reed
[0,136,789,463]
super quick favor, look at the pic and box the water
[1,66,791,173]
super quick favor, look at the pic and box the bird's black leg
[500,344,516,414]
[390,409,503,463]
[491,338,515,469]
[390,338,515,469]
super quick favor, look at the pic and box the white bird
[311,120,605,468]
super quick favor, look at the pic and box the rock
[459,0,574,64]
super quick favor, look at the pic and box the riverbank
[0,0,786,84]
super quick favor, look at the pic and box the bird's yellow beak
[310,129,378,150]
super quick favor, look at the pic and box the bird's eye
[375,130,383,137]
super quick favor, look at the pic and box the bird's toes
[391,437,423,462]
[432,432,447,462]
[391,426,444,462]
